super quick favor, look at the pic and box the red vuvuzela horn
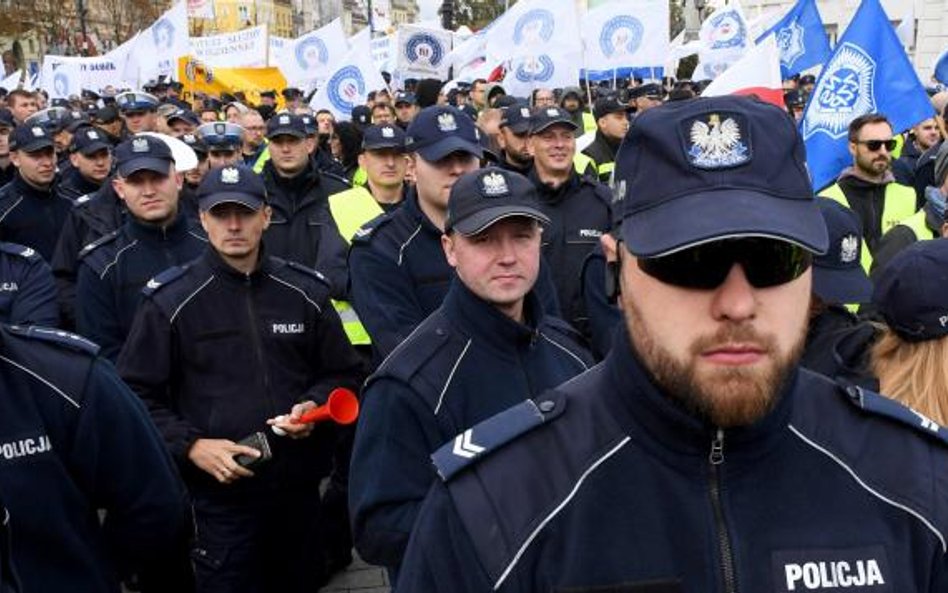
[295,388,359,425]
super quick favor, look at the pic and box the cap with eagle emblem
[444,168,550,236]
[811,197,872,305]
[405,106,482,162]
[613,95,828,258]
[197,163,267,212]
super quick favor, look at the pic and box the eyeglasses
[637,238,812,290]
[855,139,897,152]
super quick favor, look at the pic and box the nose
[709,263,757,322]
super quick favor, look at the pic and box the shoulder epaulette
[372,317,453,385]
[320,170,353,189]
[6,325,100,357]
[431,392,567,481]
[541,314,587,343]
[0,242,41,262]
[77,229,121,260]
[840,384,948,447]
[142,265,189,296]
[351,212,393,245]
[281,259,331,287]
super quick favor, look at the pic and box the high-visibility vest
[582,111,596,134]
[352,166,368,187]
[251,145,270,174]
[327,186,387,346]
[895,208,938,242]
[573,153,596,177]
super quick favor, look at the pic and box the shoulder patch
[432,392,566,481]
[283,260,331,286]
[77,229,121,260]
[0,242,41,262]
[351,213,393,245]
[142,265,189,296]
[840,384,948,447]
[6,325,100,357]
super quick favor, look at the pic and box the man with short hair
[115,91,159,135]
[6,90,37,125]
[628,82,665,114]
[496,104,533,175]
[56,126,111,203]
[76,135,205,360]
[372,103,396,125]
[470,79,488,111]
[819,113,917,260]
[117,164,365,593]
[0,123,69,260]
[395,94,948,593]
[894,117,942,187]
[532,88,556,107]
[240,110,269,170]
[0,110,15,186]
[583,96,632,182]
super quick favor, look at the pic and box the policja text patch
[772,546,890,592]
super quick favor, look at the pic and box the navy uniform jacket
[56,167,102,205]
[0,174,70,262]
[528,169,612,336]
[350,281,593,569]
[260,160,351,298]
[0,242,57,327]
[116,247,366,498]
[579,244,620,360]
[349,189,562,360]
[397,328,948,592]
[0,324,188,593]
[75,213,206,360]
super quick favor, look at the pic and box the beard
[625,300,806,428]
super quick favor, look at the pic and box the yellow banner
[178,56,286,109]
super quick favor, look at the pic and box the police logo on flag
[514,9,555,46]
[481,172,509,197]
[221,167,240,184]
[802,42,877,141]
[327,65,366,114]
[686,113,750,169]
[516,55,555,83]
[132,138,150,153]
[406,33,444,67]
[600,15,644,58]
[707,9,747,50]
[295,37,329,70]
[777,21,806,70]
[437,112,457,132]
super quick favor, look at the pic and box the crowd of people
[0,67,947,593]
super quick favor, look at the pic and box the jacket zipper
[244,275,275,417]
[709,427,737,593]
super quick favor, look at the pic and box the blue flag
[800,0,934,191]
[935,50,948,86]
[757,0,832,78]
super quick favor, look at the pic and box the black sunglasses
[856,139,897,152]
[637,238,812,290]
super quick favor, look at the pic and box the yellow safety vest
[352,166,368,187]
[582,111,596,134]
[251,145,270,174]
[895,208,938,242]
[327,186,387,346]
[573,153,597,177]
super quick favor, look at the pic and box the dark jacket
[0,174,70,262]
[260,160,350,297]
[801,304,866,379]
[116,248,365,498]
[871,199,942,279]
[75,213,206,360]
[581,130,621,182]
[396,328,948,592]
[350,281,593,569]
[579,244,620,360]
[832,171,910,253]
[55,167,103,205]
[0,242,58,327]
[0,324,187,593]
[0,165,14,189]
[892,137,923,188]
[914,140,943,208]
[529,168,612,335]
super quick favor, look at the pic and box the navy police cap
[872,239,948,342]
[445,168,550,236]
[614,95,828,258]
[812,198,872,305]
[114,135,174,177]
[198,164,267,211]
[406,105,482,162]
[362,124,406,152]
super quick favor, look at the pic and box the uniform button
[539,400,555,413]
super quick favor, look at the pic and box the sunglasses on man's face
[855,139,897,152]
[637,238,813,290]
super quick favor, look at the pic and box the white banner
[191,25,268,68]
[187,0,215,19]
[698,1,752,80]
[582,0,669,72]
[485,0,582,66]
[309,32,386,120]
[128,1,190,84]
[503,49,581,97]
[40,61,82,99]
[0,70,21,91]
[396,24,453,80]
[371,35,394,73]
[372,0,392,32]
[281,18,348,90]
[40,44,134,95]
[269,35,290,67]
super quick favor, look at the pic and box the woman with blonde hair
[871,238,948,425]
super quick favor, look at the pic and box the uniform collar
[404,187,444,237]
[126,210,190,242]
[442,279,541,356]
[202,243,271,284]
[12,172,55,198]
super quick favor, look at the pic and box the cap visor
[18,140,55,153]
[621,189,829,257]
[453,207,551,236]
[78,142,111,156]
[200,193,265,212]
[118,157,173,177]
[267,129,306,140]
[504,122,531,134]
[531,119,578,134]
[417,137,483,161]
[363,141,404,152]
[812,265,873,304]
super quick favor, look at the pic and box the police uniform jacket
[397,328,948,592]
[0,165,13,189]
[579,244,620,360]
[528,168,612,335]
[56,166,102,205]
[116,247,366,498]
[0,173,70,262]
[260,160,351,298]
[349,189,562,360]
[50,183,126,330]
[76,213,206,360]
[0,325,187,593]
[350,281,593,569]
[581,131,621,182]
[0,242,57,327]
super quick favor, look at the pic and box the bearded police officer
[395,96,948,593]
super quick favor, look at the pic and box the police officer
[165,108,201,138]
[0,242,57,326]
[350,168,593,573]
[496,104,533,175]
[526,106,612,335]
[116,164,365,593]
[180,132,210,221]
[628,82,665,115]
[582,96,632,182]
[197,121,245,169]
[0,123,69,261]
[259,113,350,291]
[76,135,205,360]
[56,126,112,204]
[0,323,187,592]
[114,91,160,136]
[393,91,418,129]
[0,111,14,187]
[396,95,948,593]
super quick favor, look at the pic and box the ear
[69,152,80,168]
[111,177,126,202]
[941,222,948,239]
[357,152,366,170]
[174,171,184,191]
[199,209,210,234]
[441,233,458,267]
[847,141,857,159]
[261,205,272,231]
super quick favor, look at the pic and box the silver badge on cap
[131,138,150,153]
[19,248,34,258]
[31,127,44,137]
[381,127,395,138]
[840,234,859,263]
[545,108,560,117]
[87,130,100,140]
[520,107,530,118]
[437,112,457,132]
[687,113,749,169]
[279,115,290,125]
[214,123,226,135]
[221,167,240,184]
[481,171,508,197]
